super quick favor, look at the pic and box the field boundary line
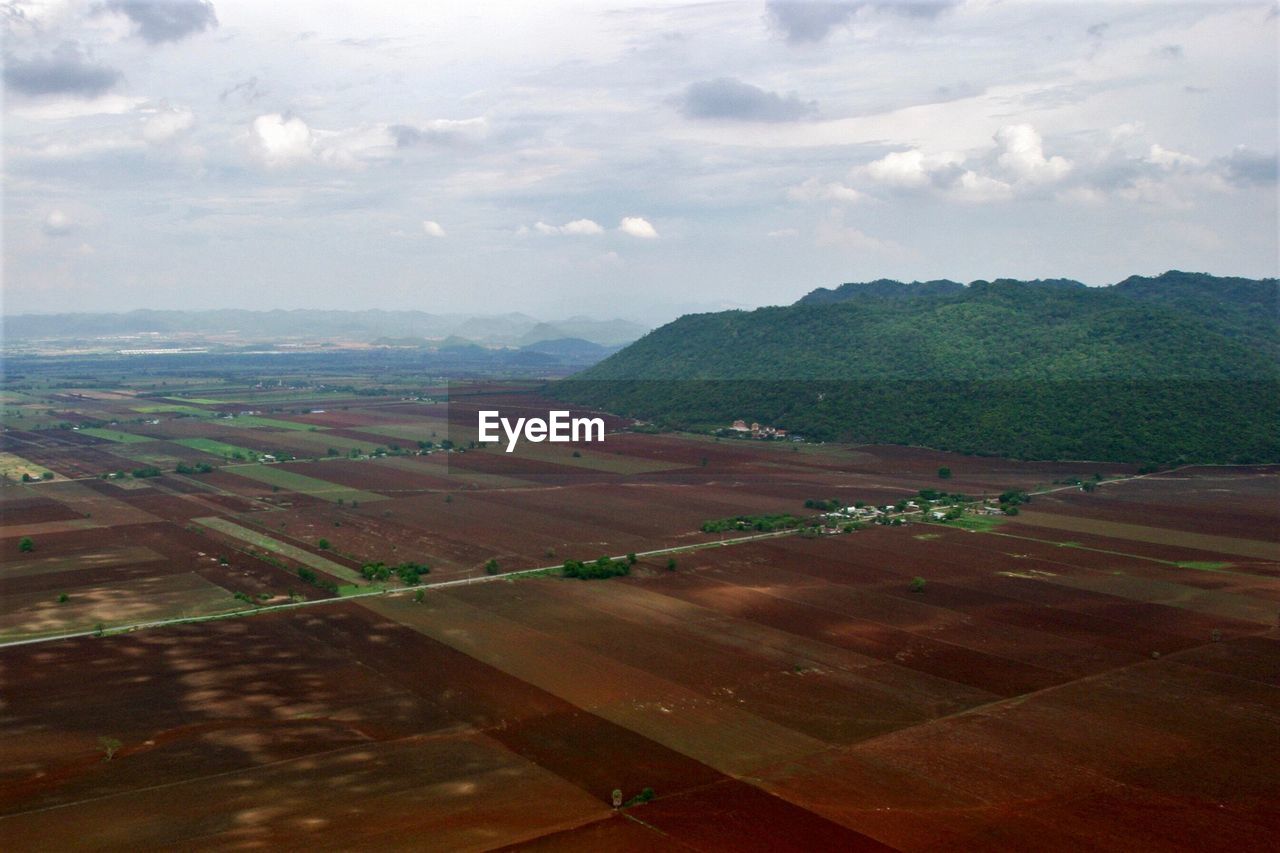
[0,529,800,649]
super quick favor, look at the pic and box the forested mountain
[554,272,1279,463]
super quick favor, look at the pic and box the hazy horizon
[4,1,1277,322]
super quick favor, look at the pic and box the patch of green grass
[1176,560,1233,571]
[173,437,262,459]
[943,514,1007,533]
[77,428,155,444]
[224,464,386,504]
[222,415,319,431]
[132,404,210,415]
[913,533,942,540]
[192,517,364,582]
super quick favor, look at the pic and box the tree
[666,557,677,571]
[626,553,637,565]
[413,589,426,603]
[938,467,952,480]
[18,537,34,553]
[41,471,54,480]
[98,736,122,761]
[57,593,69,603]
[484,558,500,575]
[317,538,331,550]
[909,576,926,593]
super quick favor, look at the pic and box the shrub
[317,538,330,550]
[18,536,34,553]
[909,576,926,593]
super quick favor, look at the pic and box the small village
[725,419,803,441]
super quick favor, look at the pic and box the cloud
[104,1,218,44]
[421,220,446,238]
[42,210,75,236]
[3,45,121,98]
[787,178,867,203]
[220,76,265,104]
[952,170,1013,203]
[678,78,816,122]
[995,124,1071,183]
[619,217,659,239]
[245,114,389,170]
[766,1,955,44]
[853,125,1068,202]
[1214,147,1277,187]
[389,118,488,148]
[863,149,959,188]
[249,113,315,167]
[532,218,604,236]
[141,106,194,144]
[815,215,897,252]
[767,228,799,238]
[1147,144,1200,170]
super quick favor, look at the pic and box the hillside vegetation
[554,272,1279,463]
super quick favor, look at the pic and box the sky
[3,0,1277,324]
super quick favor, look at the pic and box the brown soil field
[1037,489,1280,543]
[1009,510,1279,561]
[0,495,84,525]
[3,385,1278,849]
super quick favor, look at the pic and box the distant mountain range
[1,309,648,349]
[554,271,1280,463]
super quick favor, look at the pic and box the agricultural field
[1,376,1277,849]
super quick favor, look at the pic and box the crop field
[1,380,1277,849]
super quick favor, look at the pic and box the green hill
[553,272,1279,463]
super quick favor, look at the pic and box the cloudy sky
[3,0,1277,323]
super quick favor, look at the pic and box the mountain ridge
[552,271,1279,463]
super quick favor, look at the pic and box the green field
[132,404,210,415]
[222,464,386,504]
[221,415,320,431]
[172,437,263,459]
[77,427,155,444]
[0,453,59,482]
[192,517,365,582]
[942,514,1008,533]
[277,430,374,452]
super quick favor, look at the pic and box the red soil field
[1033,486,1280,544]
[3,386,1278,849]
[0,496,83,526]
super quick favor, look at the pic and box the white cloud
[619,216,659,239]
[815,215,898,253]
[9,94,147,121]
[1147,143,1201,170]
[533,218,604,236]
[249,114,315,167]
[862,149,961,188]
[865,150,931,187]
[995,124,1071,184]
[43,210,74,236]
[787,178,867,203]
[767,228,799,238]
[141,106,194,144]
[952,170,1013,203]
[421,220,446,238]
